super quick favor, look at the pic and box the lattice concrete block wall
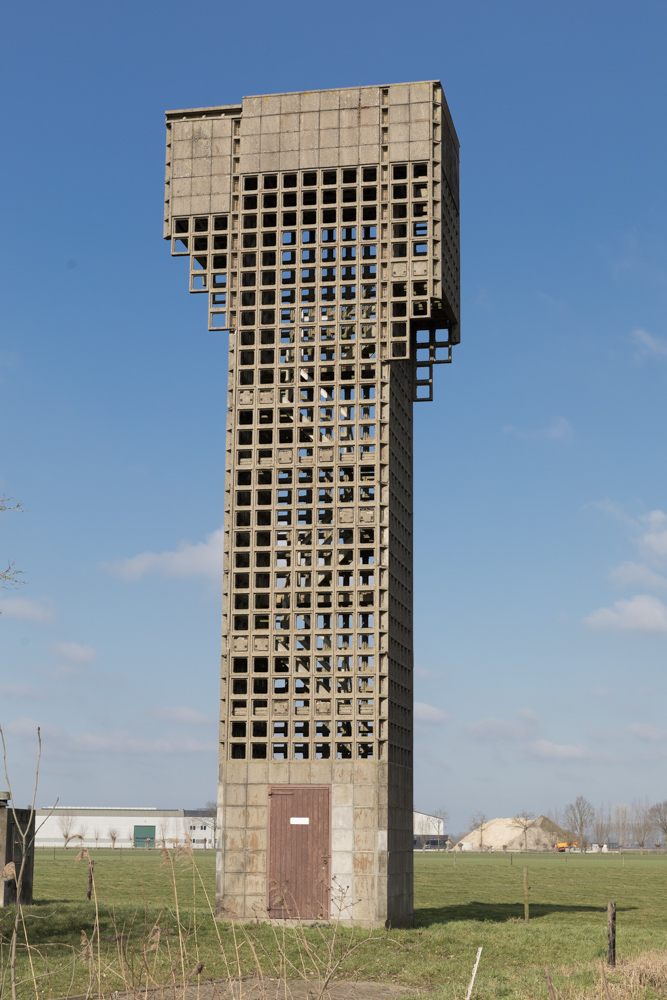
[163,81,459,927]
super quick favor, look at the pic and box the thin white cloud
[50,641,97,665]
[628,723,667,743]
[102,528,223,582]
[4,717,216,756]
[585,499,624,519]
[591,506,667,563]
[589,508,667,618]
[414,666,436,679]
[464,715,595,763]
[149,706,217,725]
[0,683,41,699]
[502,416,573,442]
[465,709,538,743]
[609,561,667,590]
[641,510,667,531]
[632,328,667,358]
[522,739,590,761]
[414,703,450,725]
[589,726,617,743]
[0,597,56,624]
[47,640,98,680]
[585,594,667,634]
[638,510,667,560]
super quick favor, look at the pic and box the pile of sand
[456,815,571,852]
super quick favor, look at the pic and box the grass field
[2,849,667,999]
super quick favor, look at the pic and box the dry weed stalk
[544,967,560,1000]
[75,846,96,902]
[621,950,667,993]
[0,864,17,885]
[240,878,402,1000]
[158,837,191,989]
[600,963,613,1000]
[544,953,667,1000]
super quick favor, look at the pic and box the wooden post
[607,901,616,966]
[523,866,529,922]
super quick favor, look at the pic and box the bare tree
[108,827,119,849]
[93,827,100,848]
[649,801,667,852]
[1,495,25,600]
[563,796,595,852]
[631,798,654,855]
[424,811,446,849]
[158,817,174,847]
[612,803,629,848]
[545,807,561,828]
[514,810,535,852]
[434,807,449,850]
[416,813,442,850]
[58,810,75,847]
[593,804,611,848]
[470,812,488,852]
[204,800,219,848]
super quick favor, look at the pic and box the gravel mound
[456,815,571,852]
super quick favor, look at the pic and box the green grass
[413,852,667,996]
[2,850,667,999]
[32,846,215,909]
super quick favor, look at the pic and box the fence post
[607,901,616,966]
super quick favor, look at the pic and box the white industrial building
[35,807,215,849]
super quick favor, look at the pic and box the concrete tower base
[216,759,412,926]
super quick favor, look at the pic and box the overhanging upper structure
[163,81,459,926]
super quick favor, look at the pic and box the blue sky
[2,0,667,832]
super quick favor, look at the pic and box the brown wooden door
[267,785,330,919]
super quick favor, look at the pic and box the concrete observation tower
[162,81,459,926]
